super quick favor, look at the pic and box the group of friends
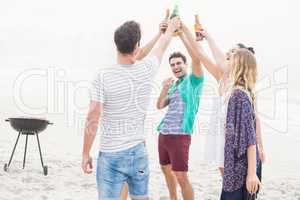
[81,13,265,200]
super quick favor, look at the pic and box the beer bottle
[194,15,203,41]
[170,5,180,36]
[165,9,170,20]
[161,9,170,33]
[170,4,179,19]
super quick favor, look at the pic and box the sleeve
[90,71,105,103]
[189,73,204,89]
[241,95,256,148]
[143,56,160,77]
[226,89,256,158]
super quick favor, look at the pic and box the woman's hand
[246,173,261,194]
[259,149,266,163]
[197,29,210,41]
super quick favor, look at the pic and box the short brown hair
[114,21,141,54]
[169,52,187,64]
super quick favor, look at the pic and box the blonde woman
[194,30,265,176]
[220,48,261,199]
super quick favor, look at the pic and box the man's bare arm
[82,101,102,173]
[82,101,101,155]
[151,17,180,64]
[136,32,162,60]
[157,87,170,109]
[136,22,167,60]
[157,78,173,109]
[180,24,203,77]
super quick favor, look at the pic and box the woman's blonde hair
[230,48,257,106]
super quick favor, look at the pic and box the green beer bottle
[170,4,180,36]
[170,4,179,19]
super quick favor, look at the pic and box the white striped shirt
[90,56,159,152]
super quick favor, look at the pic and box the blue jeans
[96,143,149,200]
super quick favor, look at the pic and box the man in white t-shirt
[81,18,180,200]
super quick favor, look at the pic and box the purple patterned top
[223,89,260,192]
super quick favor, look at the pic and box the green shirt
[157,73,204,134]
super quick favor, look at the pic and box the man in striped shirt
[82,18,180,200]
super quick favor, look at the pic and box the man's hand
[162,77,174,90]
[159,20,168,34]
[150,16,178,64]
[166,17,181,35]
[82,154,93,174]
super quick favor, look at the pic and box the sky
[0,0,298,117]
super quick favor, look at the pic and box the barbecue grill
[4,117,53,175]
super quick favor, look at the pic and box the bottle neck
[195,15,200,24]
[165,9,170,20]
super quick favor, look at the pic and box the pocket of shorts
[98,153,127,182]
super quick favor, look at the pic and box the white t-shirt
[90,56,159,152]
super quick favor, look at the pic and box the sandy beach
[1,97,300,200]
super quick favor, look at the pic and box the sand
[1,118,300,200]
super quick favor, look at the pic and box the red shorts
[158,133,191,172]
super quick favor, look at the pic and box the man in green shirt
[156,22,204,200]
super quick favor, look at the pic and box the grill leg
[22,134,29,169]
[36,133,45,168]
[7,132,22,168]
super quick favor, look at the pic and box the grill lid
[5,117,53,134]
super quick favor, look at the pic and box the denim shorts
[96,143,149,200]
